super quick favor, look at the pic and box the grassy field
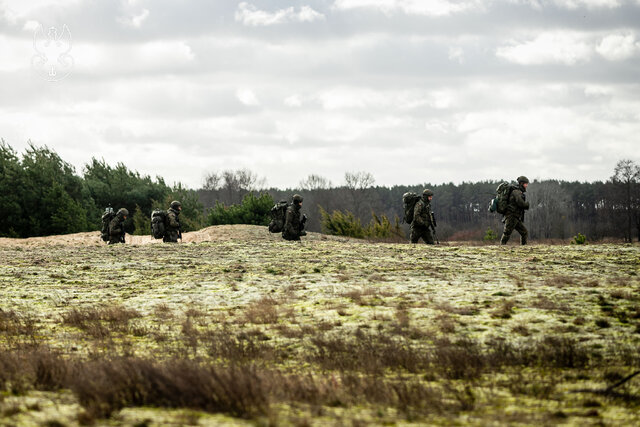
[0,226,639,426]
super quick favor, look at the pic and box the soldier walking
[411,189,435,244]
[108,208,128,245]
[282,194,307,241]
[164,201,182,243]
[501,176,530,245]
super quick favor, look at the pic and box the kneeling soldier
[282,194,307,241]
[108,208,128,244]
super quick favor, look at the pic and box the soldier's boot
[425,229,435,245]
[520,231,528,245]
[500,233,510,245]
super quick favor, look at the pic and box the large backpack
[402,192,421,224]
[100,207,115,242]
[151,209,167,239]
[268,201,289,233]
[489,182,516,214]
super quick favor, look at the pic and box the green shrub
[207,193,274,226]
[132,204,150,235]
[483,227,498,242]
[319,207,404,239]
[571,233,587,245]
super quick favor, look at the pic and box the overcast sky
[1,0,639,189]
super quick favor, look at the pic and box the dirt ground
[0,224,354,247]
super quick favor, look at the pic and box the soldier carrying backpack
[406,189,436,244]
[282,194,307,241]
[491,176,530,245]
[164,201,182,243]
[107,208,128,245]
[101,207,115,242]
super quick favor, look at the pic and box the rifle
[429,211,440,244]
[178,223,183,242]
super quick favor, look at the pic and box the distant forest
[2,140,639,242]
[200,166,640,243]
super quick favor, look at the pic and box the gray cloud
[0,0,638,188]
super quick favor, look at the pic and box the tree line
[0,141,204,238]
[2,140,638,242]
[199,164,640,243]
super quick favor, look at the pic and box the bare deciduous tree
[344,171,375,191]
[612,159,640,242]
[527,181,572,240]
[202,172,222,191]
[201,169,267,205]
[299,174,332,191]
[344,171,375,218]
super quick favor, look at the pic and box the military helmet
[422,189,434,197]
[517,176,529,184]
[292,194,303,204]
[170,201,182,209]
[117,208,129,217]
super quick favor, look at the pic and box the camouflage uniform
[501,177,530,245]
[108,208,128,245]
[164,201,182,243]
[282,194,306,241]
[411,191,435,244]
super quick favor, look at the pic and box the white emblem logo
[31,24,74,82]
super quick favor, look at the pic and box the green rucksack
[151,209,167,239]
[402,192,421,224]
[268,201,289,233]
[489,182,516,215]
[100,207,115,242]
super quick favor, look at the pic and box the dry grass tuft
[242,296,279,324]
[491,300,516,319]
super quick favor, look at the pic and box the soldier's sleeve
[413,201,425,226]
[168,211,180,228]
[425,204,434,227]
[513,190,530,210]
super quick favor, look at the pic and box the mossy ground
[0,227,639,426]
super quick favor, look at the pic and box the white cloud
[448,46,464,63]
[496,32,593,65]
[584,85,613,97]
[0,35,29,72]
[23,20,41,31]
[332,0,484,16]
[596,33,639,61]
[550,0,621,9]
[118,8,149,28]
[298,6,325,22]
[284,95,302,107]
[1,0,82,22]
[236,88,260,106]
[510,0,622,9]
[72,40,195,75]
[235,2,325,26]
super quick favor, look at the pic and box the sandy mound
[0,225,353,247]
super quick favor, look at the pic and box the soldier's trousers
[163,231,179,243]
[410,225,434,244]
[501,216,528,245]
